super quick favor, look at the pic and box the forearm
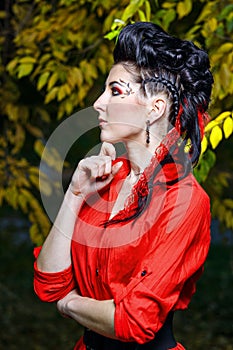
[57,292,116,338]
[37,186,84,272]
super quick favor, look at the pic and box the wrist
[66,185,84,201]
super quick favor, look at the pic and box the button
[96,268,99,276]
[141,270,147,277]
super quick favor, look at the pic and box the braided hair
[113,21,214,165]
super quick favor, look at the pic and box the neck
[125,135,162,179]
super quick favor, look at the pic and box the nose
[93,91,107,113]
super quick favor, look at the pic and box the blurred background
[0,0,232,349]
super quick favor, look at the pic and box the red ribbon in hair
[175,104,183,134]
[198,108,211,139]
[175,102,210,140]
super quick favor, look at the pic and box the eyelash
[111,87,123,96]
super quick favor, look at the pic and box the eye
[111,86,123,96]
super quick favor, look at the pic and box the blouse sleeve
[33,247,77,302]
[114,181,211,344]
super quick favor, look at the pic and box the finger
[91,156,112,178]
[104,156,112,175]
[111,161,123,176]
[99,142,116,160]
[94,161,123,191]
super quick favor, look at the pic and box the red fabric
[34,146,211,347]
[34,247,77,302]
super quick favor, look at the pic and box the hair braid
[142,76,180,121]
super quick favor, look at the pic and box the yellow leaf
[201,135,208,155]
[162,2,176,9]
[207,17,217,32]
[18,192,28,212]
[6,104,20,121]
[209,125,223,149]
[0,188,5,206]
[138,9,146,22]
[97,57,107,74]
[177,0,192,19]
[37,71,50,91]
[210,53,222,65]
[39,53,51,64]
[204,120,218,133]
[26,123,44,138]
[35,107,50,123]
[45,86,59,104]
[53,50,66,61]
[47,72,59,91]
[218,42,233,54]
[65,100,73,115]
[34,139,45,157]
[6,58,19,73]
[29,174,39,188]
[19,56,37,64]
[145,0,151,21]
[220,63,231,90]
[122,1,142,22]
[0,10,7,19]
[57,85,67,101]
[17,63,34,78]
[72,67,83,87]
[223,199,233,210]
[215,111,231,122]
[223,117,233,139]
[196,2,214,23]
[38,176,52,197]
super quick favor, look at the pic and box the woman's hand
[70,142,123,197]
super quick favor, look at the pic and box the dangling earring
[146,120,150,144]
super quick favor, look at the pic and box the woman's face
[93,64,148,144]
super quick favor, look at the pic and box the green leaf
[145,0,151,21]
[138,9,146,22]
[122,0,143,22]
[218,4,233,21]
[17,63,34,78]
[163,9,176,28]
[37,72,50,90]
[104,30,120,41]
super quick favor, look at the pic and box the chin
[100,132,120,144]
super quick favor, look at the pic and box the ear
[147,96,167,125]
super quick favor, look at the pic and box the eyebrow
[108,80,127,87]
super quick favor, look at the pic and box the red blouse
[34,153,211,346]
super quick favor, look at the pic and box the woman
[34,22,214,349]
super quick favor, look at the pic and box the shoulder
[149,172,210,235]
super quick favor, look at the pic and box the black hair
[113,21,214,165]
[104,22,213,227]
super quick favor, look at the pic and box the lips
[98,117,107,127]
